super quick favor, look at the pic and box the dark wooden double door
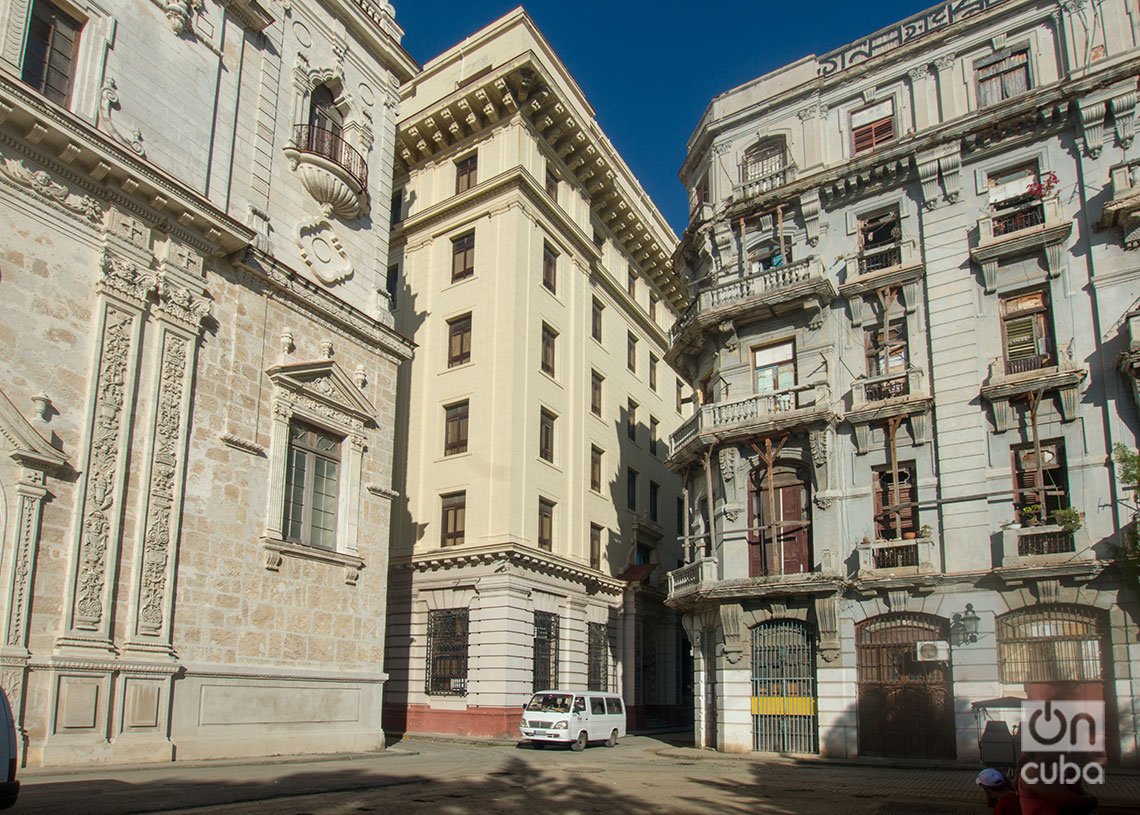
[748,467,810,577]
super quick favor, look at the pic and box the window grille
[588,622,608,691]
[533,611,559,691]
[997,605,1104,684]
[426,609,469,696]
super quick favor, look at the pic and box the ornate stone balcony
[839,241,923,326]
[979,344,1087,432]
[666,554,842,606]
[667,557,718,601]
[1099,158,1140,248]
[970,195,1072,292]
[669,257,835,356]
[631,512,664,541]
[668,383,834,465]
[847,366,933,454]
[283,125,369,220]
[855,536,938,579]
[731,163,796,203]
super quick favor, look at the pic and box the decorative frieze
[0,146,101,221]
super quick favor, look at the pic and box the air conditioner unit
[915,640,950,661]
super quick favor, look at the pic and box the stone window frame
[262,361,375,584]
[3,0,113,122]
[967,37,1039,112]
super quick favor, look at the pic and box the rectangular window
[593,230,605,250]
[873,461,918,540]
[627,468,638,510]
[545,167,559,199]
[533,611,559,691]
[444,401,469,456]
[447,313,473,367]
[649,293,659,321]
[451,232,475,282]
[627,332,638,372]
[649,416,659,456]
[649,353,658,391]
[441,491,466,547]
[588,623,608,691]
[283,421,341,550]
[989,163,1045,236]
[1012,439,1069,522]
[676,379,684,413]
[627,268,637,298]
[1001,290,1053,375]
[538,497,555,551]
[676,497,684,536]
[627,399,637,441]
[649,481,660,522]
[752,341,796,409]
[591,298,604,342]
[977,48,1030,108]
[426,608,469,696]
[541,323,557,376]
[749,242,793,273]
[851,99,895,154]
[865,317,908,379]
[591,370,604,416]
[590,523,603,570]
[539,408,556,462]
[21,0,82,106]
[455,154,478,194]
[858,208,901,272]
[590,446,603,492]
[542,242,558,294]
[386,264,399,309]
[390,189,404,226]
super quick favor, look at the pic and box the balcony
[283,125,369,219]
[731,162,796,203]
[847,366,933,454]
[669,257,835,357]
[666,553,841,607]
[668,383,834,466]
[856,536,938,580]
[1099,158,1140,248]
[1000,524,1088,569]
[970,195,1072,292]
[631,512,664,541]
[1120,310,1140,411]
[979,344,1087,433]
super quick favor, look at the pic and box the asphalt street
[13,733,1140,815]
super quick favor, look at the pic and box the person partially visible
[1016,752,1098,815]
[977,768,1021,815]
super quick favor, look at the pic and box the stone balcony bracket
[979,359,1087,433]
[969,195,1072,293]
[1100,158,1140,249]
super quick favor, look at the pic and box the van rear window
[606,697,623,714]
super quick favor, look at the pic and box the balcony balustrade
[731,162,796,202]
[856,536,937,577]
[847,366,932,454]
[971,195,1072,292]
[283,124,369,219]
[667,557,718,600]
[1000,524,1088,569]
[980,341,1086,433]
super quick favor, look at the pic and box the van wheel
[605,729,618,748]
[570,731,588,752]
[531,741,545,750]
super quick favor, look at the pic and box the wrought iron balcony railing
[293,124,368,189]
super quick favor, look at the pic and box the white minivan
[519,690,626,751]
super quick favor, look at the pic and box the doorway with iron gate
[752,619,818,753]
[857,612,956,759]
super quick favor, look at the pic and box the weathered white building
[0,0,414,764]
[383,10,692,738]
[670,0,1140,763]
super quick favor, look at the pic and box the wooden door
[749,467,811,577]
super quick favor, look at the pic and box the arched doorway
[752,619,817,753]
[747,463,811,577]
[857,613,956,759]
[996,604,1114,758]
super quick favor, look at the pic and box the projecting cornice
[397,42,685,311]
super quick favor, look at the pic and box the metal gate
[857,613,955,759]
[752,620,818,753]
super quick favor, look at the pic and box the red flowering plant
[1026,171,1058,198]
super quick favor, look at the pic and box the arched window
[741,138,786,184]
[308,85,343,137]
[997,604,1105,684]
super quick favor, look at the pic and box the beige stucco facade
[0,0,415,765]
[384,10,692,737]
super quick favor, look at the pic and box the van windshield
[526,693,572,713]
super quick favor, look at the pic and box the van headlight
[520,717,527,728]
[553,721,568,729]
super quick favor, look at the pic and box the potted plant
[1020,504,1043,526]
[917,524,933,539]
[1051,506,1083,533]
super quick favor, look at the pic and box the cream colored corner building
[0,0,414,765]
[385,10,692,737]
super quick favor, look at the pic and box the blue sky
[395,1,931,234]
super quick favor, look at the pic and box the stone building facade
[383,10,691,738]
[0,0,414,764]
[669,0,1140,762]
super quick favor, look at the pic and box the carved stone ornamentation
[98,78,146,157]
[73,307,136,631]
[0,147,101,220]
[296,217,353,285]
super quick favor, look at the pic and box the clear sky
[393,1,933,235]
